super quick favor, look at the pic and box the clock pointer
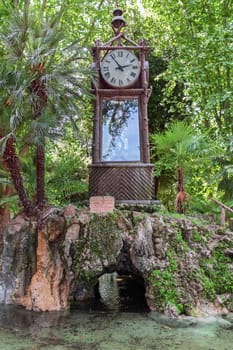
[110,56,124,71]
[120,64,132,69]
[115,63,133,71]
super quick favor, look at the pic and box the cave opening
[71,272,149,312]
[71,241,150,312]
[94,272,149,312]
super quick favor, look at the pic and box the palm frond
[152,121,196,153]
[0,179,12,187]
[0,194,18,208]
[0,2,94,212]
[0,133,15,155]
[10,108,23,129]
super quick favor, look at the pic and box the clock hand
[116,63,137,70]
[115,66,125,71]
[121,64,132,69]
[111,56,124,71]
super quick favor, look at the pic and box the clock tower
[89,9,154,203]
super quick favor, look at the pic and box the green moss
[200,241,233,298]
[70,212,122,285]
[89,213,121,253]
[149,221,233,312]
[132,212,148,224]
[149,249,183,313]
[175,229,189,253]
[187,216,211,226]
[192,230,205,242]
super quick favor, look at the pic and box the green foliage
[0,1,232,214]
[149,223,233,311]
[192,230,205,243]
[201,242,233,297]
[45,130,90,206]
[0,168,19,214]
[212,137,233,202]
[175,230,189,254]
[149,250,183,313]
[143,0,233,137]
[148,54,188,135]
[0,1,93,212]
[151,120,197,178]
[199,270,216,301]
[0,193,19,214]
[144,0,233,210]
[0,2,93,139]
[151,121,223,212]
[150,121,196,210]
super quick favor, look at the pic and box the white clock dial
[100,49,141,88]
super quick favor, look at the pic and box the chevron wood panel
[89,165,154,200]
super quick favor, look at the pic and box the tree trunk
[0,130,13,230]
[0,205,10,231]
[175,166,187,214]
[30,64,47,208]
[3,135,33,215]
[36,144,45,207]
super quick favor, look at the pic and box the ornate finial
[111,8,126,32]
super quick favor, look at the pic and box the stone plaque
[90,196,115,214]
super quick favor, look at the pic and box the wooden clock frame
[89,10,154,202]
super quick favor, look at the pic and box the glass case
[101,99,140,162]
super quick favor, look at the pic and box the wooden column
[140,40,150,163]
[91,43,101,163]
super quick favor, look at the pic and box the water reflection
[101,99,140,161]
[0,305,69,338]
[0,275,233,350]
[0,305,233,350]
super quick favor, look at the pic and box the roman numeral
[110,53,116,59]
[118,51,123,57]
[104,72,110,79]
[103,66,109,71]
[132,66,139,69]
[130,58,136,63]
[130,72,136,77]
[111,77,116,84]
[118,79,123,86]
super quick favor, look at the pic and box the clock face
[100,49,141,88]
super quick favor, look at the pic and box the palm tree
[0,2,92,216]
[151,121,198,213]
[0,129,16,230]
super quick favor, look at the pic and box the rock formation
[0,204,233,316]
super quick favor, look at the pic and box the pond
[0,273,232,350]
[0,305,233,350]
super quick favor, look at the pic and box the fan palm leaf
[0,3,93,215]
[151,121,198,213]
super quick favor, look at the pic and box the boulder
[0,207,232,315]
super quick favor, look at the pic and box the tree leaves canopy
[0,0,232,213]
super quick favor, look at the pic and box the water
[0,274,233,349]
[0,306,233,350]
[0,305,233,350]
